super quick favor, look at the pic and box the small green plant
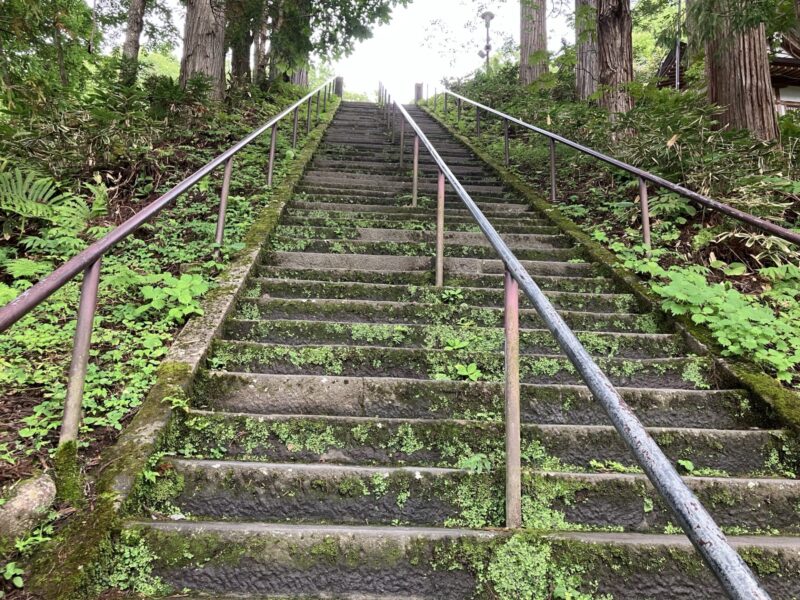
[455,362,482,382]
[3,562,24,590]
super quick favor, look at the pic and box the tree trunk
[120,0,147,85]
[597,0,633,114]
[520,0,548,84]
[253,6,270,85]
[231,37,252,84]
[179,0,227,100]
[705,14,778,141]
[575,0,598,100]
[290,63,308,86]
[53,19,68,87]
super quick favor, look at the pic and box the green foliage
[652,265,800,383]
[434,60,800,386]
[0,74,332,474]
[90,531,170,596]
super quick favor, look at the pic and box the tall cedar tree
[180,0,227,100]
[575,0,598,100]
[597,0,633,114]
[520,0,548,83]
[694,0,780,141]
[120,0,147,85]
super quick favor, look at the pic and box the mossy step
[126,521,495,599]
[238,297,661,334]
[547,531,800,598]
[255,266,621,294]
[166,410,791,478]
[195,372,761,429]
[534,471,800,536]
[270,252,598,278]
[280,215,560,235]
[268,238,582,262]
[224,320,673,357]
[208,340,718,389]
[245,278,639,313]
[311,157,490,174]
[288,201,545,221]
[143,459,800,535]
[293,195,531,212]
[124,520,800,599]
[273,226,574,248]
[302,172,508,193]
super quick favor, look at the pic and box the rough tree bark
[253,5,270,85]
[120,0,147,85]
[520,0,548,84]
[705,13,778,141]
[597,0,633,114]
[575,0,598,100]
[179,0,227,100]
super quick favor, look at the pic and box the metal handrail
[0,76,342,447]
[434,88,800,248]
[380,83,769,600]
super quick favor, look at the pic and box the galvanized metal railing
[378,83,770,600]
[428,87,800,249]
[0,76,343,449]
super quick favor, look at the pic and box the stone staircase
[126,102,800,599]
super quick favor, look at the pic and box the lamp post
[479,11,495,71]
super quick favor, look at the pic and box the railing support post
[434,88,438,111]
[215,157,234,250]
[475,107,481,136]
[292,107,299,149]
[390,102,396,144]
[412,135,419,207]
[399,119,405,168]
[444,92,448,114]
[639,177,652,248]
[323,85,328,112]
[60,258,102,447]
[457,99,462,122]
[306,97,312,133]
[267,123,278,187]
[504,269,522,529]
[316,89,321,121]
[436,170,446,286]
[549,138,557,202]
[503,119,510,167]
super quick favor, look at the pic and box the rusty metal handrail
[0,76,342,448]
[379,83,769,600]
[434,88,800,248]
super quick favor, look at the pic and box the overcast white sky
[331,0,573,101]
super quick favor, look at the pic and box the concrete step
[126,520,800,599]
[255,266,622,294]
[127,521,494,599]
[169,410,790,477]
[287,201,546,221]
[267,237,582,263]
[195,372,763,429]
[269,252,601,278]
[245,278,640,312]
[144,459,800,535]
[280,214,560,234]
[236,296,663,334]
[273,225,574,248]
[207,340,721,389]
[223,320,676,358]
